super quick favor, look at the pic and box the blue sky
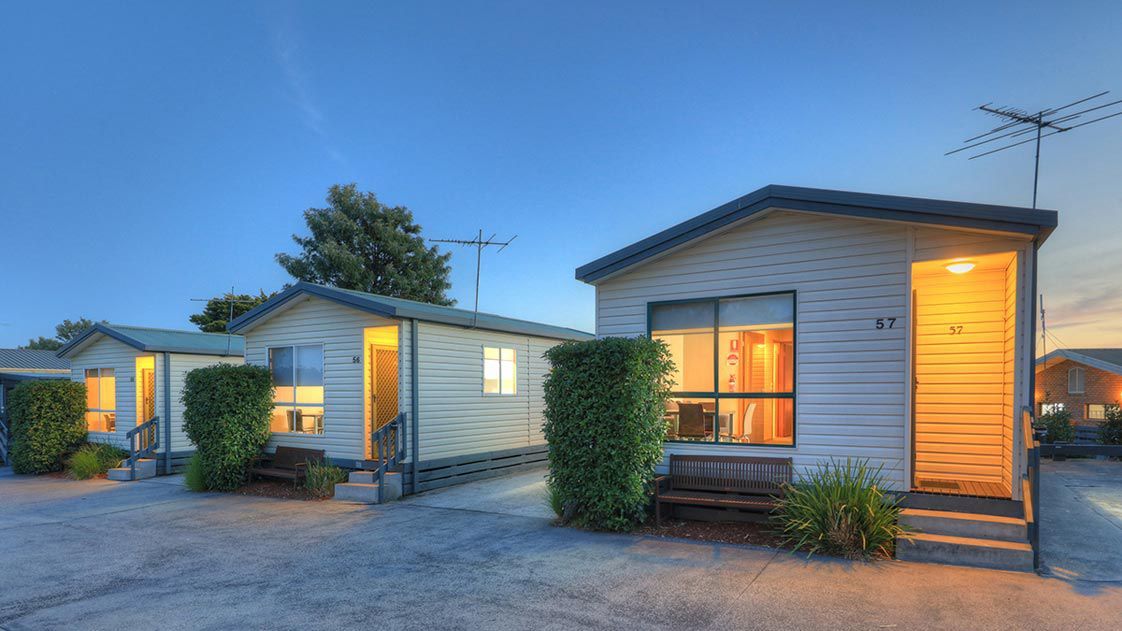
[2,1,1120,349]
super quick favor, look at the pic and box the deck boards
[912,478,1011,499]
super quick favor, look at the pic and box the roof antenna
[430,230,517,328]
[945,91,1122,208]
[189,286,260,356]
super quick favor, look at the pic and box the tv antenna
[946,91,1122,208]
[190,286,263,354]
[430,230,517,327]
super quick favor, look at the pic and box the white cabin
[228,282,592,494]
[56,323,245,474]
[577,185,1058,502]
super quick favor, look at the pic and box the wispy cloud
[269,11,350,170]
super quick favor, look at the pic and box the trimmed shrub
[1100,405,1122,446]
[304,459,348,498]
[8,380,88,474]
[183,452,207,492]
[543,337,674,531]
[66,442,127,479]
[1038,406,1075,444]
[181,364,273,491]
[544,481,564,518]
[772,458,904,560]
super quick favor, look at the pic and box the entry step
[900,508,1027,541]
[896,532,1033,572]
[107,458,157,481]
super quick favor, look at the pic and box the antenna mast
[189,286,263,355]
[946,91,1122,207]
[430,230,517,327]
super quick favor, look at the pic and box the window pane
[718,295,794,394]
[296,345,323,386]
[719,398,793,445]
[85,370,99,409]
[501,348,515,362]
[99,369,116,411]
[652,302,716,393]
[718,294,793,328]
[86,410,103,432]
[664,398,716,442]
[270,407,292,433]
[500,359,516,394]
[1088,404,1106,420]
[483,358,500,393]
[1041,402,1065,415]
[270,347,294,403]
[484,346,499,360]
[651,301,714,331]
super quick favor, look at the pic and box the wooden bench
[654,454,793,525]
[250,446,326,486]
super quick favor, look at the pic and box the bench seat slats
[655,454,793,525]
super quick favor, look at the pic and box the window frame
[1068,367,1085,394]
[267,343,326,435]
[84,367,117,433]
[1086,403,1118,420]
[647,290,797,448]
[482,346,517,396]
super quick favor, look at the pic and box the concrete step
[896,532,1034,572]
[107,458,156,481]
[900,508,1027,542]
[334,471,403,504]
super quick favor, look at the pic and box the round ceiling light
[945,260,976,274]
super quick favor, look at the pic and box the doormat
[917,479,960,490]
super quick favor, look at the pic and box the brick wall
[1035,359,1122,425]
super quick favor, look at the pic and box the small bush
[545,481,564,517]
[1038,407,1075,443]
[181,364,273,491]
[66,443,127,479]
[543,337,674,531]
[1100,405,1122,446]
[772,458,904,560]
[183,452,207,492]
[304,459,348,498]
[8,380,88,474]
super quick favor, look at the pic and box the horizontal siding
[416,322,562,461]
[166,353,244,453]
[594,210,1032,490]
[243,295,398,462]
[67,336,137,450]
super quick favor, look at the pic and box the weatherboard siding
[415,321,561,462]
[67,336,137,451]
[242,295,401,462]
[593,210,1033,491]
[166,352,243,454]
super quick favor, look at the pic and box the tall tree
[20,317,104,350]
[276,184,454,305]
[189,291,273,333]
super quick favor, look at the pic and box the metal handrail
[0,410,10,466]
[370,413,406,503]
[1021,406,1040,571]
[126,416,159,479]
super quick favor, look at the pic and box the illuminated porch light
[945,260,976,274]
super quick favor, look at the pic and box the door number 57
[875,318,897,329]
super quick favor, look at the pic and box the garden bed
[635,518,783,548]
[231,478,328,501]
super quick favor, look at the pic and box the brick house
[1035,349,1122,425]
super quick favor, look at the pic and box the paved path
[0,464,1119,630]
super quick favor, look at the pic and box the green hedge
[181,363,273,491]
[1100,406,1122,446]
[8,380,88,474]
[1038,406,1075,443]
[543,337,674,531]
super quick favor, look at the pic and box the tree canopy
[189,291,273,333]
[20,318,104,350]
[276,184,454,305]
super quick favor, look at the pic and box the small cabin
[227,282,592,494]
[577,185,1058,502]
[56,323,245,474]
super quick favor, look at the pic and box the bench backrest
[273,446,325,471]
[668,454,792,495]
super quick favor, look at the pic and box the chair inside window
[676,403,707,439]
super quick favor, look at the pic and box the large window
[84,368,116,433]
[651,293,795,446]
[1068,367,1085,394]
[483,347,516,395]
[269,345,324,434]
[1086,404,1118,420]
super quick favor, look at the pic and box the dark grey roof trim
[576,185,1059,283]
[57,323,244,358]
[228,282,593,341]
[1035,349,1122,377]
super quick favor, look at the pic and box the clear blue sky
[2,1,1120,348]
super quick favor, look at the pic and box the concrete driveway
[1,466,1120,630]
[1040,458,1122,583]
